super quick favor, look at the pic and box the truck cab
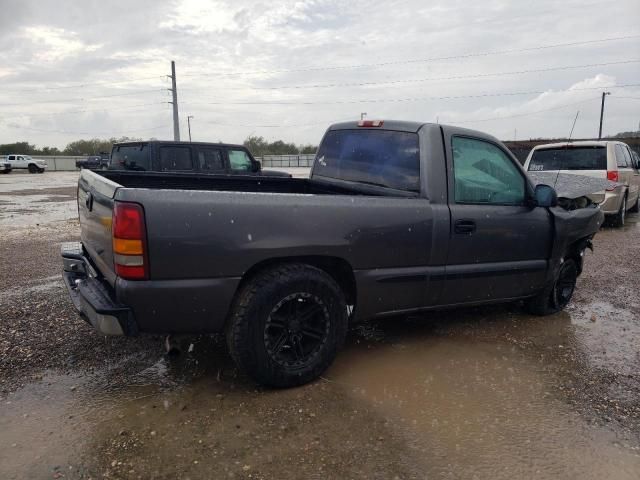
[108,141,290,177]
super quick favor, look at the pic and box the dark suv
[108,141,289,177]
[76,153,110,170]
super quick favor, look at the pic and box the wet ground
[1,172,639,479]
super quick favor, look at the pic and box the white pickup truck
[5,154,48,173]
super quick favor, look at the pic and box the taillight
[112,202,148,280]
[358,120,384,127]
[606,170,619,191]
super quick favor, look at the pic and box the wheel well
[565,238,591,275]
[237,256,357,306]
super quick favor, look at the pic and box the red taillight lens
[358,120,384,127]
[113,202,144,239]
[112,202,148,280]
[607,170,619,182]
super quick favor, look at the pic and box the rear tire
[611,196,626,228]
[28,164,38,173]
[524,259,578,316]
[226,263,348,387]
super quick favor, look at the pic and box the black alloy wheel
[264,292,331,368]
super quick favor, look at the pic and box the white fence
[31,156,84,171]
[258,154,316,167]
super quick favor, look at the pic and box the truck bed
[101,171,388,196]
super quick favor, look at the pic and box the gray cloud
[0,0,638,149]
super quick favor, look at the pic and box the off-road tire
[37,168,44,173]
[28,164,38,173]
[610,195,626,228]
[524,259,578,316]
[226,263,348,387]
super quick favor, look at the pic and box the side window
[228,149,253,171]
[621,146,633,169]
[197,148,225,172]
[17,156,24,161]
[452,136,525,205]
[615,145,629,168]
[159,146,193,171]
[8,155,15,161]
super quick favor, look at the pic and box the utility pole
[168,61,180,141]
[569,111,580,140]
[598,91,610,140]
[187,115,194,142]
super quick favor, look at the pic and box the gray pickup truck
[62,120,603,387]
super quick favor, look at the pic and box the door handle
[454,219,476,234]
[85,192,94,211]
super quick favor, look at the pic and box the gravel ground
[0,174,639,479]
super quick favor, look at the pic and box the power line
[2,75,167,94]
[444,97,601,124]
[610,96,640,100]
[181,34,640,78]
[182,83,640,106]
[185,59,640,91]
[200,117,355,128]
[2,102,168,118]
[4,123,169,137]
[0,88,163,107]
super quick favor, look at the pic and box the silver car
[524,141,640,227]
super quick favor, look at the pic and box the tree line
[0,135,319,157]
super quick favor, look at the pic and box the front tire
[524,259,578,316]
[226,263,348,387]
[28,164,38,173]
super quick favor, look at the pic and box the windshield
[528,146,607,171]
[314,129,420,192]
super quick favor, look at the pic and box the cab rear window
[111,144,150,171]
[314,129,420,192]
[528,147,606,171]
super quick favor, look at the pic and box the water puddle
[1,312,639,479]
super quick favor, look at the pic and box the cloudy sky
[0,0,638,149]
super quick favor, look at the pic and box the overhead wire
[186,60,640,91]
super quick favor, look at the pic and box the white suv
[5,154,48,173]
[524,141,640,227]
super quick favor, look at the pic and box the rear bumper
[594,187,624,215]
[61,242,240,335]
[61,242,136,336]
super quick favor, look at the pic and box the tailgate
[78,169,121,287]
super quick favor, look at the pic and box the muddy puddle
[1,306,639,479]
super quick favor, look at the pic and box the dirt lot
[1,172,639,479]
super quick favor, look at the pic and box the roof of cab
[531,140,624,150]
[113,140,246,149]
[328,120,429,133]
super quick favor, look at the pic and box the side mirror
[533,184,558,208]
[253,160,262,172]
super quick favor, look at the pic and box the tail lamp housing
[112,201,148,280]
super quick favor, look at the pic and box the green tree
[299,144,317,154]
[0,142,37,155]
[63,136,141,155]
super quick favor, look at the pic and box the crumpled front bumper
[61,242,137,336]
